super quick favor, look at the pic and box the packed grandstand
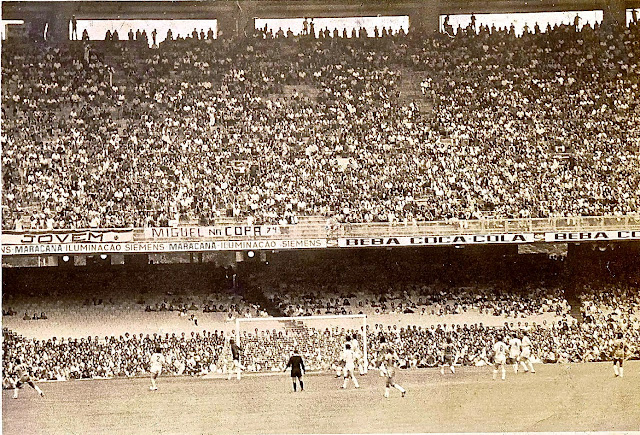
[2,19,640,229]
[2,13,640,387]
[3,245,639,381]
[3,283,639,380]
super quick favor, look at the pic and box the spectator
[70,16,78,41]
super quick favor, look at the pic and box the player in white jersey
[350,335,359,353]
[377,337,406,398]
[493,337,508,380]
[350,334,366,374]
[508,334,522,374]
[149,346,165,390]
[340,344,360,389]
[519,332,536,373]
[336,335,350,378]
[9,359,44,399]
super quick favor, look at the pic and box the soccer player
[440,336,456,375]
[476,345,494,367]
[337,335,353,378]
[149,346,165,391]
[378,337,406,398]
[508,334,522,374]
[493,336,508,380]
[340,343,360,389]
[350,333,366,375]
[284,349,305,391]
[612,332,628,378]
[228,338,245,380]
[519,332,536,373]
[334,358,344,378]
[9,359,44,399]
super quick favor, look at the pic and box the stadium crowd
[266,283,570,318]
[142,292,266,319]
[3,294,637,381]
[2,329,227,381]
[580,283,640,332]
[3,19,640,229]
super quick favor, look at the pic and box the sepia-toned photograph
[1,0,639,433]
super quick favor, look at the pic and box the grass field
[3,361,639,434]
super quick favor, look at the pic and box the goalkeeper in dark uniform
[227,338,245,380]
[284,349,305,391]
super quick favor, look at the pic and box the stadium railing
[339,215,640,238]
[4,215,640,243]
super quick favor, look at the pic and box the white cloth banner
[544,231,640,242]
[2,229,133,245]
[143,226,281,239]
[339,234,535,247]
[1,239,326,256]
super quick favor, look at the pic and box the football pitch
[3,361,639,434]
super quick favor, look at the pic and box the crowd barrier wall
[2,215,640,256]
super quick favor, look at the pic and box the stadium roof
[3,0,640,20]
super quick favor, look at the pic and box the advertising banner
[544,231,640,242]
[1,239,327,256]
[338,233,535,248]
[2,229,133,245]
[143,226,281,239]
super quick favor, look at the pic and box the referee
[284,349,305,391]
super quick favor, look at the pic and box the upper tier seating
[2,22,639,229]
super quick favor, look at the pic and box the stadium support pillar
[23,18,43,42]
[408,5,440,34]
[49,13,72,42]
[564,243,583,322]
[24,2,73,43]
[217,5,255,39]
[603,0,626,28]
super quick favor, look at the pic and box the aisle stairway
[243,284,286,317]
[564,259,584,323]
[566,293,584,323]
[397,68,432,112]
